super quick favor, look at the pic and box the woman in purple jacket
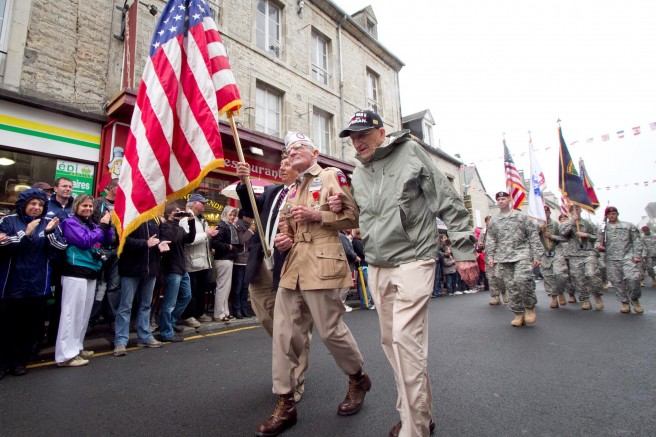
[55,194,113,367]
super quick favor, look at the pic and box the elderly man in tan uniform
[255,132,370,437]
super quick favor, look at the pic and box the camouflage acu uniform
[559,219,602,301]
[537,221,568,297]
[601,221,643,303]
[641,233,656,281]
[558,231,576,295]
[486,210,542,314]
[483,228,505,297]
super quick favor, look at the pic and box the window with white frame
[0,0,13,79]
[423,121,434,146]
[255,83,282,137]
[312,108,332,155]
[366,69,379,113]
[311,30,329,85]
[256,0,281,58]
[366,19,376,38]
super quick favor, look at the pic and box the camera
[173,211,193,219]
[92,250,108,263]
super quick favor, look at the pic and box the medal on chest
[308,177,322,210]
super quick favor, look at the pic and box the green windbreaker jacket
[351,130,476,267]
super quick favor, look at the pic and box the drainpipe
[337,14,347,160]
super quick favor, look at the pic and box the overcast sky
[333,0,656,224]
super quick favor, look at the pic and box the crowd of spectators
[1,175,478,378]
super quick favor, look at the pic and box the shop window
[0,147,96,213]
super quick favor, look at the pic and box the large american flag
[113,0,241,254]
[503,139,526,210]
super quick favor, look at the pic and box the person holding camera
[55,194,114,367]
[158,203,196,342]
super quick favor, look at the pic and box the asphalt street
[1,283,655,437]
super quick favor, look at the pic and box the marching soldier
[559,205,603,310]
[486,192,542,327]
[596,206,644,314]
[640,226,656,286]
[537,206,569,308]
[484,215,509,305]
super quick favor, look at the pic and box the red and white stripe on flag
[560,196,570,216]
[113,0,241,255]
[503,141,526,210]
[505,164,526,210]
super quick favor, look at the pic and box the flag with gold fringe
[113,0,241,255]
[558,126,593,212]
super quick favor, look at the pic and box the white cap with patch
[284,131,316,150]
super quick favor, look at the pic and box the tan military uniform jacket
[279,164,359,291]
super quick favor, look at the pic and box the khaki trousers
[249,261,312,392]
[369,259,435,437]
[272,286,364,394]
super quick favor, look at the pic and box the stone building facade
[0,0,404,213]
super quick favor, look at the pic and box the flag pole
[227,111,271,258]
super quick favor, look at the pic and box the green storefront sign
[55,159,95,196]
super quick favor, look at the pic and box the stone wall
[8,0,402,163]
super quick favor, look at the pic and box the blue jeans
[356,266,373,309]
[432,261,443,296]
[159,273,192,340]
[90,255,121,321]
[444,273,457,293]
[230,264,248,315]
[115,276,156,346]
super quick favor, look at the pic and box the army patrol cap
[495,191,510,200]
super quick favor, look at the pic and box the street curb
[30,316,261,365]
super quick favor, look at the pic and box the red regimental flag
[113,0,241,255]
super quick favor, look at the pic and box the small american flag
[632,126,641,136]
[617,130,624,139]
[560,196,569,216]
[113,0,241,254]
[503,139,526,210]
[601,134,609,141]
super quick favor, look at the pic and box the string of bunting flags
[470,120,656,163]
[569,121,656,145]
[460,174,656,198]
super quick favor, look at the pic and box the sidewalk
[32,296,366,364]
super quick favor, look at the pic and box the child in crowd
[441,245,457,295]
[476,243,488,291]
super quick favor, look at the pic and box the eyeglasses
[346,128,377,146]
[286,143,314,152]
